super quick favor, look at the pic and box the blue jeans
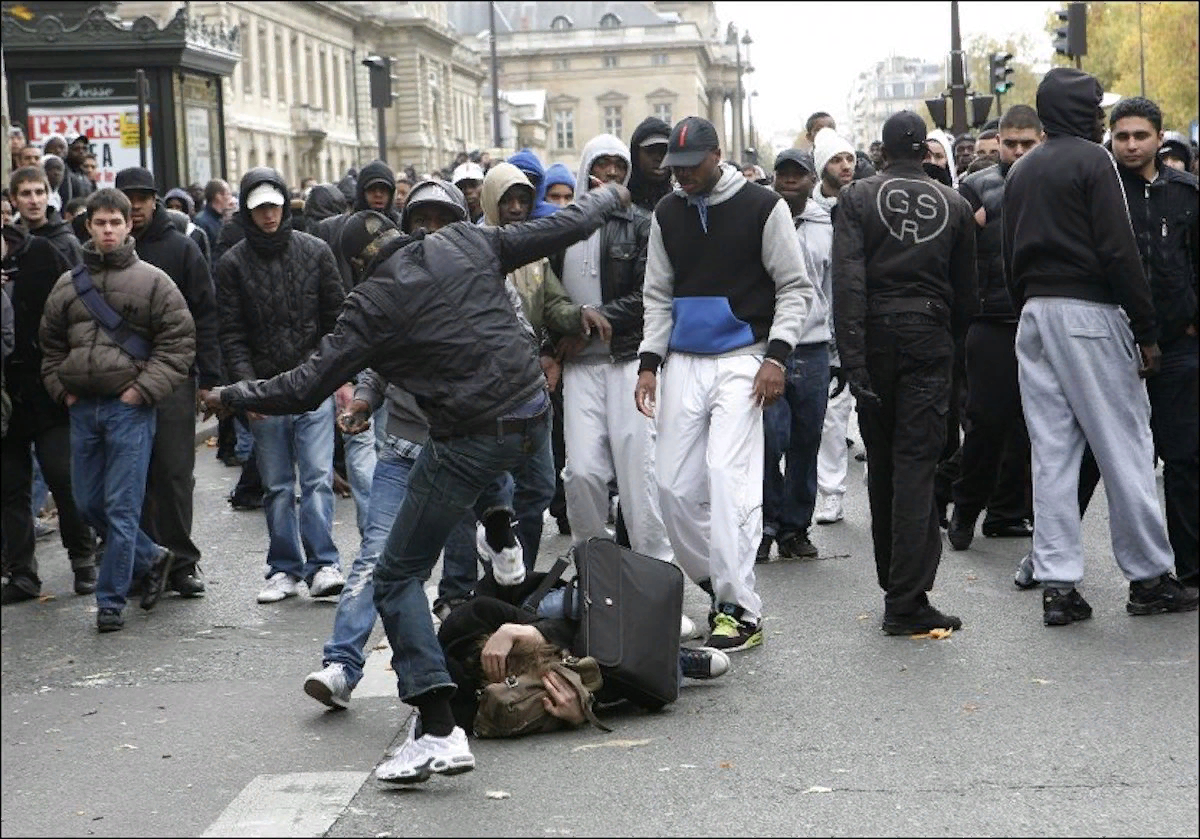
[68,398,161,611]
[250,397,340,583]
[373,410,551,702]
[511,417,557,568]
[439,472,514,604]
[30,448,49,517]
[342,422,378,537]
[323,436,418,688]
[234,414,254,461]
[763,343,830,538]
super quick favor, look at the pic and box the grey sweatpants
[1015,297,1173,586]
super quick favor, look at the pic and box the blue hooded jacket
[542,163,576,205]
[507,148,558,219]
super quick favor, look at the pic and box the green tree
[1047,2,1198,131]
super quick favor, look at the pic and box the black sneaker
[706,612,763,651]
[1,581,39,605]
[139,549,175,612]
[1042,587,1092,626]
[679,646,731,679]
[881,604,963,636]
[982,519,1034,538]
[73,566,98,596]
[756,535,773,564]
[97,607,124,633]
[947,508,976,551]
[168,566,206,597]
[777,532,818,559]
[1127,574,1200,616]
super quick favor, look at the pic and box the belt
[430,406,549,441]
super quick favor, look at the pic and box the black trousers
[1,422,97,591]
[139,379,201,573]
[953,321,1032,526]
[548,384,567,523]
[857,318,953,615]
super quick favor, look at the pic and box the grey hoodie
[560,134,633,361]
[796,197,834,355]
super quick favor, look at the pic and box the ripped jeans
[321,436,420,688]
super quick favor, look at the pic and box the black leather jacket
[221,186,623,438]
[548,204,651,362]
[958,163,1013,321]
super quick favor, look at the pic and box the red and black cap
[662,116,720,168]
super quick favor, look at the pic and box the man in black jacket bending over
[205,180,633,785]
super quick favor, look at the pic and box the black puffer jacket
[957,162,1014,321]
[2,225,72,437]
[133,202,222,388]
[220,185,624,437]
[316,161,404,289]
[548,205,651,361]
[212,215,244,266]
[215,167,345,382]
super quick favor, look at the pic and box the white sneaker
[476,522,525,586]
[814,493,844,525]
[257,571,299,603]
[308,565,346,598]
[375,716,475,784]
[680,614,701,641]
[679,646,730,679]
[303,662,352,709]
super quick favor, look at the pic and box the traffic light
[1053,3,1087,58]
[362,55,394,109]
[925,97,948,130]
[989,52,1014,95]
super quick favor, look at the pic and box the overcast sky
[712,0,1058,142]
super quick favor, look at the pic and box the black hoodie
[1002,67,1157,345]
[304,184,348,225]
[628,116,674,213]
[20,208,83,269]
[315,162,403,289]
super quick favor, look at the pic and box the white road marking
[201,771,369,837]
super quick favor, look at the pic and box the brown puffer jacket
[40,237,195,406]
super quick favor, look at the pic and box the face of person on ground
[998,127,1042,166]
[741,164,758,181]
[125,191,156,231]
[18,146,41,168]
[498,184,533,226]
[954,139,975,171]
[823,151,856,193]
[251,203,283,234]
[636,143,668,182]
[672,150,722,195]
[807,116,836,144]
[773,161,814,205]
[43,159,64,189]
[1161,152,1187,172]
[407,204,458,233]
[81,156,98,181]
[215,188,234,216]
[925,139,949,169]
[590,154,628,186]
[364,184,392,211]
[974,136,1000,163]
[394,181,411,209]
[1,197,13,227]
[14,179,48,227]
[87,207,131,252]
[545,183,574,208]
[67,141,88,168]
[1111,116,1162,173]
[8,131,23,156]
[456,179,482,215]
[164,197,188,214]
[43,138,66,159]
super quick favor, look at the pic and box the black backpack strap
[70,264,152,361]
[521,556,570,614]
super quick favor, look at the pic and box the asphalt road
[2,426,1196,837]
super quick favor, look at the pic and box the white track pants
[656,354,764,621]
[817,385,854,498]
[562,359,673,561]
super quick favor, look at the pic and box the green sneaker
[706,612,763,652]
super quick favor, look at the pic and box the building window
[602,54,619,68]
[334,53,343,117]
[876,84,887,99]
[345,57,354,121]
[891,82,905,98]
[553,57,570,71]
[554,108,575,149]
[275,32,286,103]
[291,36,301,103]
[653,102,672,124]
[241,17,252,94]
[257,25,269,97]
[306,44,315,104]
[651,53,669,66]
[603,105,622,138]
[319,47,328,110]
[599,13,621,29]
[550,15,572,30]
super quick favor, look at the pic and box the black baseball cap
[881,110,927,156]
[114,166,157,194]
[68,133,90,146]
[662,116,720,168]
[774,148,815,175]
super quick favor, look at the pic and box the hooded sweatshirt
[304,183,348,224]
[795,197,834,354]
[925,129,959,188]
[507,149,558,219]
[628,115,674,213]
[164,187,195,216]
[542,164,576,203]
[1002,67,1157,345]
[480,162,582,338]
[639,162,813,370]
[560,134,632,361]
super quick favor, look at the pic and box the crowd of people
[2,66,1196,785]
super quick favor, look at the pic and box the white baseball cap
[246,183,286,210]
[452,162,485,184]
